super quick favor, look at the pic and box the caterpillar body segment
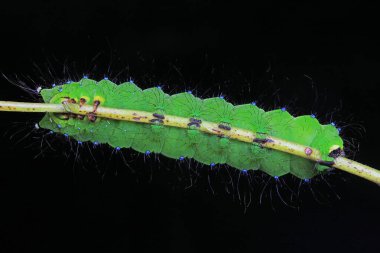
[37,78,343,180]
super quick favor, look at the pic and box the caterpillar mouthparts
[0,78,379,185]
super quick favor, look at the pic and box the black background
[1,1,380,252]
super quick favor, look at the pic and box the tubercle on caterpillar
[0,78,379,185]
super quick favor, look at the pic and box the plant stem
[1,100,379,184]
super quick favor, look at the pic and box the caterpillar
[0,77,379,185]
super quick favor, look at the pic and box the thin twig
[1,100,379,185]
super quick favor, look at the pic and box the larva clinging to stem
[0,77,379,185]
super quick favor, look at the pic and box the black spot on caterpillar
[149,118,164,124]
[153,113,165,120]
[218,124,232,131]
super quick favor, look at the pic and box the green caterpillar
[36,78,343,180]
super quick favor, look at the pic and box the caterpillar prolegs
[0,78,379,184]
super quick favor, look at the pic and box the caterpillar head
[329,145,345,158]
[311,124,344,172]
